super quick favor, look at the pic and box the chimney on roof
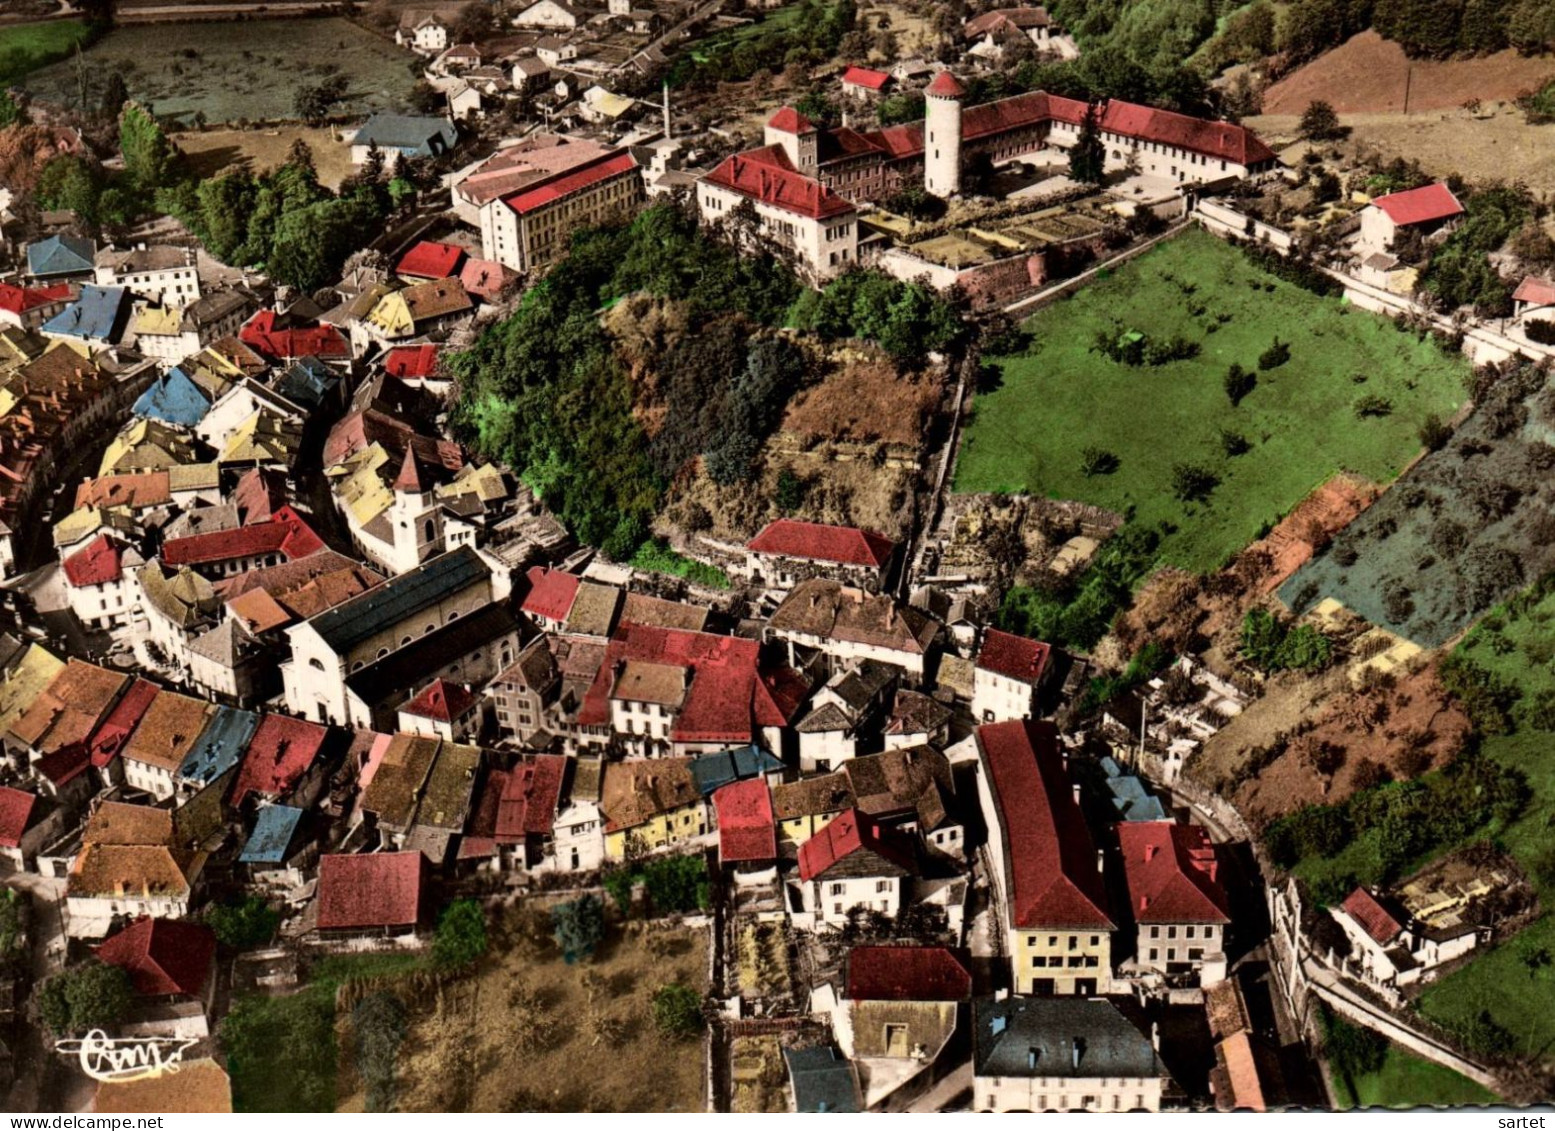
[1139,894,1149,912]
[1072,783,1081,806]
[1096,849,1104,874]
[1071,1039,1082,1069]
[1144,842,1157,862]
[1151,1022,1160,1052]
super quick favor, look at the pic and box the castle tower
[764,106,819,175]
[924,70,965,198]
[390,445,442,572]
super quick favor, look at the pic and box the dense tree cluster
[997,523,1164,650]
[36,961,133,1035]
[1418,185,1535,316]
[353,992,409,1114]
[431,899,488,970]
[1240,608,1334,671]
[204,895,280,948]
[666,0,857,87]
[787,270,966,363]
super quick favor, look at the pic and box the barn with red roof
[745,519,897,592]
[95,917,217,1006]
[317,851,428,936]
[712,777,777,864]
[1361,182,1464,252]
[974,719,1113,994]
[1118,820,1229,981]
[840,65,892,98]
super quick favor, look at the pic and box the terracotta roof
[521,565,581,621]
[95,916,215,997]
[704,146,856,221]
[926,70,966,98]
[1371,182,1464,227]
[317,851,425,929]
[1119,821,1230,924]
[397,240,465,279]
[62,533,125,588]
[977,627,1051,685]
[496,753,565,840]
[402,677,477,722]
[89,678,159,768]
[75,471,172,511]
[621,592,709,632]
[458,257,517,301]
[600,757,699,831]
[1340,887,1404,945]
[965,6,1053,35]
[393,445,424,493]
[846,945,971,1001]
[1218,1031,1267,1112]
[239,310,350,361]
[767,106,816,133]
[0,282,72,315]
[122,690,214,773]
[0,785,35,847]
[840,65,891,90]
[713,777,776,862]
[976,719,1113,929]
[748,519,894,568]
[401,277,474,320]
[233,467,288,525]
[93,1058,232,1114]
[230,713,331,804]
[503,151,639,215]
[162,506,322,567]
[384,343,441,379]
[1514,275,1555,308]
[772,770,854,820]
[797,808,914,882]
[769,579,937,656]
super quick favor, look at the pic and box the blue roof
[354,114,458,156]
[1107,775,1150,803]
[178,706,261,786]
[689,744,784,796]
[1117,795,1168,821]
[239,804,305,864]
[273,356,340,409]
[27,234,95,279]
[1099,755,1123,777]
[784,1047,859,1113]
[133,367,211,426]
[41,285,129,342]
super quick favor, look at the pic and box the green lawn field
[1414,583,1555,1060]
[953,228,1469,573]
[1333,1044,1498,1109]
[0,20,93,87]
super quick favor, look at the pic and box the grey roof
[345,601,519,707]
[830,660,898,711]
[178,705,261,785]
[27,234,95,278]
[784,1047,860,1113]
[353,114,458,156]
[973,997,1162,1081]
[306,546,489,653]
[239,804,305,864]
[688,744,783,796]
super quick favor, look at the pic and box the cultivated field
[20,17,419,124]
[1263,31,1555,115]
[953,228,1468,573]
[1334,1043,1498,1108]
[1414,582,1555,1064]
[175,124,356,189]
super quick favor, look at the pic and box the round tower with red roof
[924,69,965,198]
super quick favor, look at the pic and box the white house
[793,809,914,931]
[768,579,938,682]
[1330,886,1479,991]
[396,11,450,52]
[62,534,143,631]
[1358,182,1464,255]
[972,627,1053,723]
[1118,821,1231,986]
[95,245,200,307]
[512,0,585,28]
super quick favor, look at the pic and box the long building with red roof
[744,519,897,592]
[974,718,1114,994]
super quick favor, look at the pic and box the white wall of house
[696,181,858,283]
[798,873,902,931]
[798,727,855,773]
[972,668,1036,724]
[974,1072,1162,1114]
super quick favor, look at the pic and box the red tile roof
[317,851,425,929]
[926,70,966,98]
[457,258,517,302]
[1515,275,1555,308]
[230,713,331,804]
[977,628,1051,685]
[496,753,565,840]
[714,777,776,862]
[522,565,581,622]
[767,106,816,133]
[976,719,1112,929]
[402,678,476,723]
[1340,887,1403,945]
[704,146,856,221]
[323,408,465,472]
[396,240,466,280]
[162,506,323,567]
[1118,821,1230,924]
[797,808,914,882]
[384,343,441,380]
[240,310,350,361]
[0,785,36,847]
[74,471,172,511]
[63,533,125,588]
[1371,182,1464,227]
[393,445,424,493]
[841,66,891,91]
[748,519,894,568]
[0,282,71,316]
[846,945,971,1001]
[95,917,215,997]
[233,468,288,525]
[503,151,639,216]
[89,678,160,768]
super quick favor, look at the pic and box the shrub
[1223,363,1256,406]
[1438,653,1521,735]
[1257,338,1291,371]
[36,961,133,1035]
[1382,583,1415,623]
[1350,757,1392,792]
[1354,393,1393,418]
[1079,446,1120,476]
[1171,463,1220,503]
[1526,320,1555,346]
[353,992,408,1113]
[1332,541,1359,567]
[431,899,487,970]
[1523,688,1555,731]
[552,895,605,964]
[651,983,703,1038]
[1299,100,1344,141]
[1219,429,1251,457]
[204,895,279,948]
[1418,413,1452,450]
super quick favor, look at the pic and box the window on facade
[875,880,890,893]
[1148,948,1158,961]
[309,658,326,671]
[1068,935,1078,951]
[1167,926,1177,939]
[1089,936,1098,946]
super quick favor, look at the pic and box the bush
[1257,338,1291,371]
[1171,463,1220,503]
[1241,608,1333,672]
[431,899,487,970]
[1079,446,1120,476]
[204,896,279,948]
[552,895,605,964]
[36,961,133,1035]
[641,854,710,914]
[1526,320,1555,346]
[353,992,408,1113]
[1439,654,1521,736]
[1220,429,1251,456]
[1354,393,1393,418]
[1223,363,1256,406]
[1418,413,1453,450]
[651,983,703,1038]
[1299,100,1344,141]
